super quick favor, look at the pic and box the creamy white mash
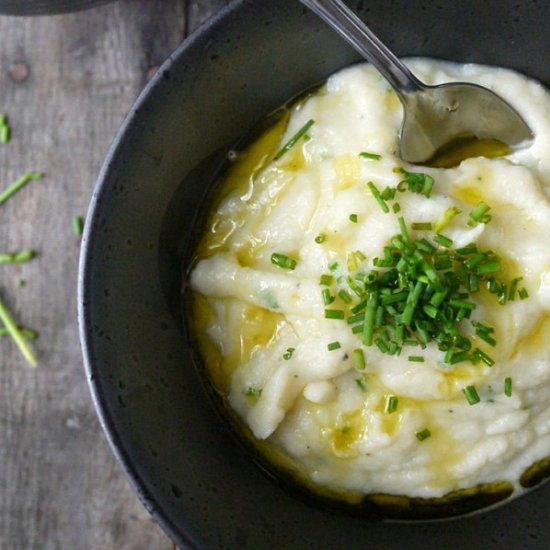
[190,59,550,501]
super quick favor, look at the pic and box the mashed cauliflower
[190,59,550,501]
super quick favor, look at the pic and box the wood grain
[0,1,225,548]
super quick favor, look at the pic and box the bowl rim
[77,2,245,547]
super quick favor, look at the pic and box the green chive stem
[0,172,44,206]
[0,293,37,366]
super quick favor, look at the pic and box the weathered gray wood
[0,1,226,548]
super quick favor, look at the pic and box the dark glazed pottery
[0,0,113,15]
[79,0,550,547]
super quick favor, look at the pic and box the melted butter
[200,112,290,257]
[427,136,511,169]
[192,295,285,392]
[333,153,360,190]
[330,409,367,458]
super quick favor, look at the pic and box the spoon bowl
[300,0,533,164]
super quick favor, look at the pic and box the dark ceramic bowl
[79,0,550,547]
[0,0,113,15]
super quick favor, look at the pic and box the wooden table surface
[0,1,229,548]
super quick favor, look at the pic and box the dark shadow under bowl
[79,0,550,547]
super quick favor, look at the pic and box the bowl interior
[79,0,550,547]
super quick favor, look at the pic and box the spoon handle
[300,0,424,95]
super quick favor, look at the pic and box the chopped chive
[0,124,10,144]
[385,395,398,413]
[0,294,37,366]
[380,187,396,201]
[362,291,379,346]
[434,206,461,232]
[337,290,352,304]
[359,151,381,161]
[508,277,522,300]
[469,201,491,223]
[0,172,44,206]
[392,202,401,213]
[476,260,502,274]
[462,385,480,405]
[351,324,364,334]
[349,213,358,223]
[518,287,529,300]
[411,222,432,231]
[322,288,334,305]
[473,348,495,367]
[353,348,366,370]
[416,238,436,254]
[328,341,341,351]
[271,252,297,270]
[325,309,345,320]
[246,387,262,398]
[315,233,326,244]
[73,215,84,236]
[504,377,512,397]
[328,261,339,272]
[367,181,389,213]
[274,119,314,160]
[283,347,295,360]
[415,428,431,441]
[434,233,453,248]
[449,299,476,310]
[347,313,364,325]
[355,377,368,392]
[0,249,36,264]
[320,274,333,286]
[397,216,410,247]
[408,355,424,362]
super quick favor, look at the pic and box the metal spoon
[300,0,533,164]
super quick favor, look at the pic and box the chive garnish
[362,291,379,346]
[385,395,398,413]
[367,181,389,213]
[355,378,368,392]
[73,215,84,236]
[0,114,11,144]
[392,203,401,213]
[504,377,512,397]
[415,428,431,441]
[338,290,352,304]
[325,309,345,320]
[359,151,381,161]
[395,168,434,197]
[349,213,358,223]
[283,347,295,360]
[434,233,453,248]
[271,252,297,270]
[0,250,35,264]
[320,274,333,286]
[0,171,44,206]
[322,288,334,305]
[468,201,492,225]
[411,222,432,231]
[327,341,341,351]
[519,287,529,300]
[0,294,37,366]
[434,206,461,232]
[353,348,365,370]
[462,385,480,405]
[315,233,326,244]
[274,119,314,160]
[408,355,424,362]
